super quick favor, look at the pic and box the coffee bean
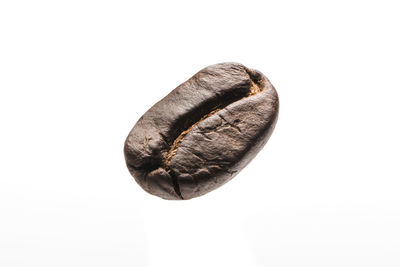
[124,63,279,200]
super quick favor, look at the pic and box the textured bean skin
[124,63,279,200]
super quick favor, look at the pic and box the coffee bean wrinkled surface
[124,63,279,200]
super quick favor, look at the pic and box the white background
[1,0,399,266]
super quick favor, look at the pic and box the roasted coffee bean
[124,63,279,200]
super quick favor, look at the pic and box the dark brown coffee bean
[124,63,279,200]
